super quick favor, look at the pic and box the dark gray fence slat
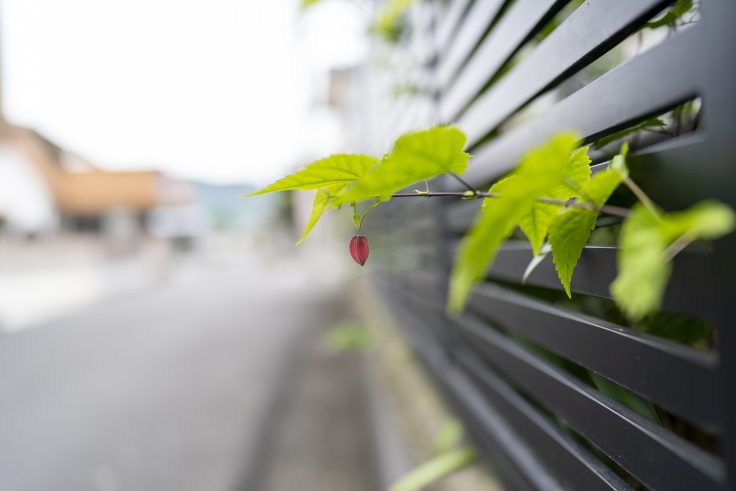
[386,256,721,429]
[467,282,722,430]
[455,313,725,490]
[435,0,505,90]
[392,300,628,491]
[448,240,716,320]
[447,0,671,132]
[459,27,702,185]
[440,0,565,121]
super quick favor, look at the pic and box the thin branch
[623,177,660,219]
[663,233,696,261]
[358,198,380,235]
[448,173,479,196]
[390,191,630,218]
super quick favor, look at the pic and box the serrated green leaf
[449,178,533,313]
[565,146,594,190]
[549,208,598,298]
[449,132,587,312]
[517,140,590,255]
[516,132,581,182]
[519,188,569,257]
[338,127,470,204]
[547,145,627,296]
[586,169,625,205]
[297,189,331,244]
[248,154,378,196]
[612,200,735,318]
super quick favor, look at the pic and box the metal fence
[365,1,736,489]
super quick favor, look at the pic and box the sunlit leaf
[611,204,671,319]
[549,208,598,298]
[338,126,470,204]
[449,178,530,313]
[659,200,736,240]
[248,154,379,196]
[609,141,630,178]
[611,200,734,319]
[297,189,331,244]
[548,144,628,296]
[449,132,584,312]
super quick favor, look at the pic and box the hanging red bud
[349,235,369,266]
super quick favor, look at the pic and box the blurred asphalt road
[0,257,376,491]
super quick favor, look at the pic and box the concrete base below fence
[353,276,503,491]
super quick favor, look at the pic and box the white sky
[1,0,367,185]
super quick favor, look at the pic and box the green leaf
[565,146,594,190]
[301,0,323,10]
[660,200,736,240]
[449,178,531,312]
[351,213,362,230]
[634,312,711,346]
[522,243,552,284]
[612,200,735,318]
[590,373,660,424]
[248,154,378,196]
[548,143,627,296]
[646,0,694,29]
[611,204,671,319]
[549,208,598,298]
[297,189,331,244]
[338,127,470,204]
[592,119,665,150]
[323,324,375,353]
[370,0,416,44]
[430,420,464,455]
[449,132,586,312]
[609,141,629,179]
[511,136,591,255]
[390,448,476,491]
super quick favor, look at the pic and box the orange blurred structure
[0,123,190,216]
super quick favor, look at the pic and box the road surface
[0,256,377,491]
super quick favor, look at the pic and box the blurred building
[0,121,192,243]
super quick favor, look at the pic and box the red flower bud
[349,235,369,266]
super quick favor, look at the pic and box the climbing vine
[247,126,734,320]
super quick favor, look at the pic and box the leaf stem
[358,198,380,235]
[449,172,479,196]
[663,233,696,261]
[623,177,660,220]
[390,191,630,218]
